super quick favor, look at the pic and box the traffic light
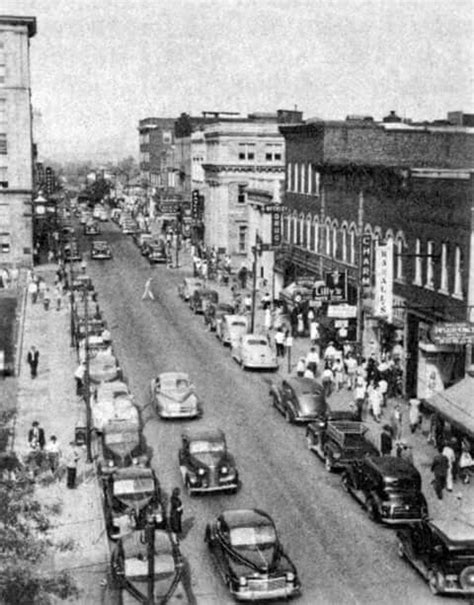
[191,190,199,218]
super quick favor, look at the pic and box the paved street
[77,220,464,605]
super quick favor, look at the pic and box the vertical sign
[271,211,282,246]
[374,241,393,322]
[361,234,372,288]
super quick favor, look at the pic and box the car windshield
[161,377,189,391]
[230,525,277,549]
[384,476,420,491]
[231,321,246,327]
[189,439,225,454]
[113,477,155,496]
[105,430,138,445]
[247,338,268,346]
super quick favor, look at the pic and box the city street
[79,222,456,605]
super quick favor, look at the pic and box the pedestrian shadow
[181,515,195,540]
[179,555,198,605]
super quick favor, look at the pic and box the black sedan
[205,509,301,601]
[178,427,239,495]
[269,376,327,423]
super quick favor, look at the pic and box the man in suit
[26,346,39,378]
[28,421,45,450]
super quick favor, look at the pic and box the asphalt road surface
[78,220,460,605]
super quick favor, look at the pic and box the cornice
[202,163,284,174]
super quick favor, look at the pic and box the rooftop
[0,15,36,37]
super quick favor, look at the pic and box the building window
[301,164,306,194]
[396,237,404,280]
[414,239,422,285]
[308,164,313,194]
[341,226,347,262]
[440,243,448,293]
[283,215,289,241]
[332,222,338,259]
[314,171,321,196]
[237,185,246,204]
[287,163,292,192]
[325,221,331,256]
[0,166,7,188]
[311,218,319,252]
[454,246,463,298]
[0,42,5,85]
[289,214,295,243]
[306,216,311,249]
[294,163,299,193]
[348,227,356,265]
[238,226,247,253]
[163,131,172,144]
[238,143,255,161]
[0,133,6,155]
[265,144,282,162]
[426,240,435,289]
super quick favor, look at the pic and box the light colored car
[217,314,248,347]
[89,350,121,383]
[151,372,202,419]
[92,394,139,432]
[232,334,278,371]
[178,277,203,302]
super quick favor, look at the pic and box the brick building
[279,113,474,398]
[0,15,36,269]
[138,117,176,189]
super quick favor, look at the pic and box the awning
[424,376,474,438]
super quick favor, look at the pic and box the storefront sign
[327,304,357,318]
[324,270,347,302]
[361,234,373,288]
[264,204,286,213]
[271,211,282,246]
[431,322,474,345]
[374,241,393,322]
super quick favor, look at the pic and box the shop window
[414,239,422,285]
[238,226,247,253]
[440,243,448,293]
[425,240,435,289]
[454,246,463,298]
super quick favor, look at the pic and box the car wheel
[341,473,351,493]
[366,498,379,523]
[397,541,405,559]
[285,408,293,424]
[428,571,441,595]
[185,478,194,497]
[271,395,278,408]
[325,455,334,473]
[306,432,313,449]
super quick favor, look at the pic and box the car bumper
[232,584,300,601]
[243,361,278,370]
[381,515,424,525]
[91,254,111,260]
[189,481,238,493]
[158,409,202,419]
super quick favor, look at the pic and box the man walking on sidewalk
[431,451,449,500]
[142,276,155,300]
[26,346,40,378]
[65,441,80,489]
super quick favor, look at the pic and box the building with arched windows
[279,113,474,398]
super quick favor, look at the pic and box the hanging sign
[271,211,282,246]
[374,241,393,322]
[361,234,372,288]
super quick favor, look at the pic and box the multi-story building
[138,117,176,189]
[0,15,36,268]
[279,111,474,398]
[202,110,301,256]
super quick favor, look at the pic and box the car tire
[397,541,405,559]
[341,473,351,493]
[366,498,380,523]
[185,477,194,497]
[325,455,334,473]
[285,408,293,424]
[428,571,441,595]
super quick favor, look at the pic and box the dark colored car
[63,240,81,262]
[203,302,235,332]
[71,274,94,291]
[98,419,148,476]
[306,420,380,472]
[397,518,474,596]
[147,241,168,264]
[189,288,219,314]
[84,221,100,235]
[205,509,301,601]
[269,377,327,423]
[178,428,239,495]
[341,456,428,525]
[102,466,165,539]
[91,239,112,260]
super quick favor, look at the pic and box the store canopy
[424,375,474,439]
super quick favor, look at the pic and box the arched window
[454,246,463,298]
[286,163,292,192]
[306,215,312,249]
[301,165,306,194]
[348,225,356,265]
[414,239,422,285]
[295,213,301,245]
[325,220,331,256]
[289,213,295,244]
[426,240,435,289]
[312,217,319,253]
[440,243,448,293]
[332,220,338,259]
[341,224,348,262]
[299,213,306,246]
[395,235,405,281]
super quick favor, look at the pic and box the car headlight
[220,466,228,474]
[286,572,295,582]
[238,576,248,587]
[132,457,138,465]
[198,468,206,476]
[108,460,114,467]
[332,452,341,459]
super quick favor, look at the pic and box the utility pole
[146,520,155,604]
[250,232,260,333]
[83,286,92,464]
[356,190,364,360]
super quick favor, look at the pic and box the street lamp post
[83,286,93,464]
[250,232,261,334]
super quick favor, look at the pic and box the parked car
[269,377,327,423]
[134,232,153,254]
[306,420,380,471]
[216,314,248,347]
[111,529,182,599]
[92,394,139,432]
[98,419,147,475]
[203,302,235,332]
[232,334,278,371]
[177,277,203,301]
[71,274,94,291]
[205,509,301,601]
[89,350,121,384]
[74,317,106,341]
[150,372,202,419]
[63,240,81,263]
[341,456,428,525]
[84,221,100,235]
[121,219,138,234]
[397,518,474,596]
[147,240,168,264]
[189,288,219,314]
[91,240,112,260]
[178,428,239,495]
[102,466,165,539]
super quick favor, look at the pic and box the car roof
[183,427,225,442]
[220,508,274,529]
[366,455,420,478]
[284,376,324,393]
[113,466,155,480]
[120,529,172,557]
[430,518,474,546]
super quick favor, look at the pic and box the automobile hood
[296,395,325,416]
[189,452,225,469]
[114,491,154,512]
[227,545,280,575]
[104,433,140,459]
[158,390,197,406]
[245,345,274,359]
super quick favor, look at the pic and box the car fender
[269,383,282,405]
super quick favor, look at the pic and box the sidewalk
[171,247,474,524]
[15,263,113,604]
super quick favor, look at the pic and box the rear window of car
[247,338,267,346]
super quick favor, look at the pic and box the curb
[14,283,28,378]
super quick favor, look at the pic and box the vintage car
[96,380,130,404]
[84,221,100,235]
[89,350,121,384]
[78,334,110,361]
[90,240,112,260]
[74,317,106,341]
[397,518,474,596]
[121,219,138,234]
[63,240,82,262]
[150,372,202,419]
[306,420,379,471]
[71,274,94,292]
[232,334,278,371]
[205,509,301,601]
[98,419,147,475]
[341,456,428,525]
[216,314,248,347]
[147,241,168,264]
[61,222,74,235]
[79,211,92,225]
[92,394,139,432]
[103,466,165,539]
[203,302,235,332]
[135,232,153,255]
[177,277,203,302]
[111,529,182,600]
[270,377,327,423]
[178,428,239,495]
[189,288,219,314]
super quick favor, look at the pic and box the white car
[216,314,248,347]
[150,372,202,419]
[92,394,139,432]
[232,334,278,371]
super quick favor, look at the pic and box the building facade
[279,114,474,398]
[0,15,36,268]
[138,117,176,189]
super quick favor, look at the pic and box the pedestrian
[368,383,383,422]
[65,441,80,489]
[442,439,456,492]
[275,328,285,357]
[333,358,344,391]
[296,357,306,377]
[303,366,315,379]
[45,435,61,474]
[38,278,46,301]
[80,258,87,274]
[321,362,334,398]
[431,451,449,500]
[323,342,338,366]
[305,346,320,375]
[309,320,320,347]
[28,420,45,450]
[28,279,38,304]
[261,292,271,310]
[296,312,304,337]
[380,425,393,456]
[390,403,403,441]
[354,374,367,420]
[142,277,155,300]
[459,439,474,484]
[54,284,62,311]
[169,487,183,537]
[396,442,414,465]
[47,249,55,264]
[26,345,39,378]
[74,361,86,395]
[378,376,388,406]
[244,294,252,313]
[433,413,446,453]
[238,265,248,289]
[264,307,272,332]
[345,353,358,390]
[409,398,422,434]
[101,327,112,344]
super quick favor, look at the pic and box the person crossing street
[142,276,155,300]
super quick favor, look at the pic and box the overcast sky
[5,0,474,162]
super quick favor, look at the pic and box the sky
[4,0,474,162]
